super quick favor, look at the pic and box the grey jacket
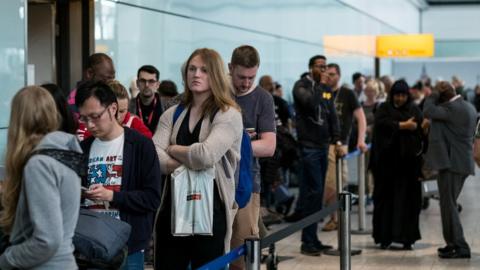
[0,131,81,270]
[424,94,477,175]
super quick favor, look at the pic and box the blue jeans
[297,146,328,245]
[122,251,144,270]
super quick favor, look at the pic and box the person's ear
[110,102,118,115]
[85,68,94,80]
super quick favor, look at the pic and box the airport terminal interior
[1,0,480,269]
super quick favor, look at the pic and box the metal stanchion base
[351,229,372,235]
[324,248,362,256]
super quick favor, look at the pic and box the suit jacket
[424,94,477,175]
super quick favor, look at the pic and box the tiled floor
[149,172,480,270]
[264,173,480,270]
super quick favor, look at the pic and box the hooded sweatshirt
[0,131,82,270]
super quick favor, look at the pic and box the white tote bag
[171,165,215,236]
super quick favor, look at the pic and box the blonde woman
[153,48,243,269]
[108,80,153,138]
[0,86,82,269]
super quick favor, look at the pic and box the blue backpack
[173,104,253,208]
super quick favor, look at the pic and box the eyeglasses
[78,106,109,124]
[137,78,158,86]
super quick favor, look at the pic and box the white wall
[392,5,480,89]
[422,6,480,40]
[339,0,421,33]
[96,0,412,103]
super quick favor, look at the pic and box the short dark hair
[137,65,160,81]
[352,72,363,84]
[230,45,260,68]
[327,63,341,77]
[158,80,178,97]
[85,53,112,70]
[75,81,117,109]
[308,55,327,69]
[412,81,424,91]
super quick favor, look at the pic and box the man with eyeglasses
[76,81,161,269]
[321,63,367,232]
[286,55,341,256]
[134,65,164,134]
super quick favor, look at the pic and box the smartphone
[81,186,88,193]
[245,128,255,133]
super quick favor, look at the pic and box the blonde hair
[365,79,380,96]
[0,86,59,233]
[108,80,129,100]
[182,48,239,117]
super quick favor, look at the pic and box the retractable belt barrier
[343,144,371,161]
[197,202,340,270]
[198,145,373,270]
[343,144,372,235]
[197,245,246,270]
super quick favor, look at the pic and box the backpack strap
[172,104,185,125]
[32,148,87,185]
[173,104,219,124]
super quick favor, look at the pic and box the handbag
[171,165,215,236]
[74,209,131,268]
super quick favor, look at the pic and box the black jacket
[134,92,164,134]
[293,76,340,148]
[81,128,162,253]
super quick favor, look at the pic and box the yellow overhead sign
[376,34,434,58]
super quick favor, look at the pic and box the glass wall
[0,0,27,173]
[94,0,414,102]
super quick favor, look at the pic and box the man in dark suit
[424,81,476,259]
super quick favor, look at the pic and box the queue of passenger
[0,46,477,270]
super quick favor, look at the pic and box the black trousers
[154,182,226,270]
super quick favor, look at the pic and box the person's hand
[245,128,257,140]
[166,145,176,156]
[335,144,347,157]
[357,141,368,153]
[320,71,328,85]
[402,117,418,131]
[168,158,182,173]
[84,184,114,202]
[421,118,430,133]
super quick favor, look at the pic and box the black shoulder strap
[32,149,87,181]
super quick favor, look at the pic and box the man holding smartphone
[229,45,276,270]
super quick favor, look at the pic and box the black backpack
[33,148,130,270]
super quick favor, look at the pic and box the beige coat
[153,104,243,252]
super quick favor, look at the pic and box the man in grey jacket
[424,81,476,259]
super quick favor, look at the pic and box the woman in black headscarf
[370,79,423,250]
